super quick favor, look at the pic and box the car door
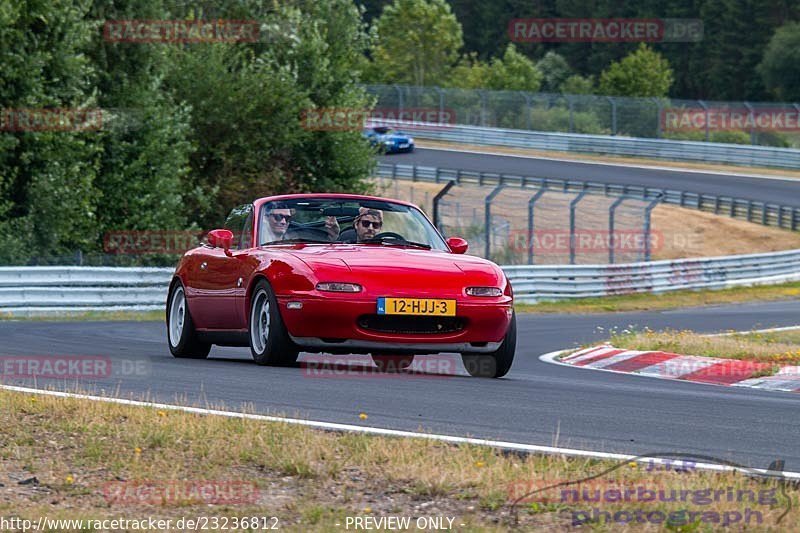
[191,205,254,330]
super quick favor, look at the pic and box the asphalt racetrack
[389,147,800,207]
[3,300,800,471]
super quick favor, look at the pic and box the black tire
[249,279,299,366]
[461,310,516,378]
[371,354,415,372]
[166,280,211,359]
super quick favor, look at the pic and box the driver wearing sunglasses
[262,206,294,243]
[354,207,383,242]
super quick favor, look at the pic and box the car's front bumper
[278,294,512,354]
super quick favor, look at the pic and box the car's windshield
[258,198,448,251]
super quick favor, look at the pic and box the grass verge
[609,327,800,365]
[515,281,800,314]
[1,387,797,531]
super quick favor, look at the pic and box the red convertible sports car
[166,193,516,377]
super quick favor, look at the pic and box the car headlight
[384,140,393,145]
[316,282,362,293]
[407,137,414,143]
[465,287,503,297]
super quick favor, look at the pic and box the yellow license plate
[378,297,456,316]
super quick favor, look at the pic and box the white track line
[2,382,798,480]
[421,146,800,183]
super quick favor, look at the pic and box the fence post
[567,95,574,133]
[394,84,404,119]
[527,189,548,265]
[480,90,488,127]
[432,180,456,232]
[436,87,445,124]
[698,100,709,141]
[607,96,617,135]
[608,196,627,264]
[744,101,756,145]
[653,97,662,138]
[643,194,663,262]
[524,93,532,130]
[485,184,505,259]
[569,191,589,264]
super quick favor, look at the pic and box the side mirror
[208,229,234,256]
[447,236,468,254]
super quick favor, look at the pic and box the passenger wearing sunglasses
[354,207,383,242]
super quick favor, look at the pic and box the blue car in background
[364,126,415,154]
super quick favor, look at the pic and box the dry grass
[419,139,800,180]
[1,388,798,530]
[651,206,800,260]
[609,327,800,364]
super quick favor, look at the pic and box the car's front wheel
[166,281,211,359]
[461,310,516,378]
[249,280,299,366]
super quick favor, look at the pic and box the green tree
[369,0,463,86]
[561,74,594,95]
[0,0,100,263]
[598,44,674,97]
[449,44,541,92]
[166,0,375,229]
[88,0,193,239]
[537,51,572,93]
[758,22,800,101]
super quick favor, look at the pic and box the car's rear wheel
[249,280,299,366]
[167,281,211,359]
[461,310,516,378]
[371,354,415,372]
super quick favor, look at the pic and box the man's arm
[324,216,340,240]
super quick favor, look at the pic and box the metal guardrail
[376,162,800,231]
[505,248,800,303]
[0,267,173,316]
[1,250,799,314]
[378,120,800,169]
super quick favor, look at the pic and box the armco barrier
[375,120,800,169]
[1,249,799,314]
[505,248,800,303]
[0,266,173,316]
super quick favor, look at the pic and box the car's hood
[283,245,502,295]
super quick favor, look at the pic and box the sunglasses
[359,219,382,229]
[269,213,292,222]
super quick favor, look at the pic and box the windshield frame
[256,196,449,251]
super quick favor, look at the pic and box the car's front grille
[358,314,465,334]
